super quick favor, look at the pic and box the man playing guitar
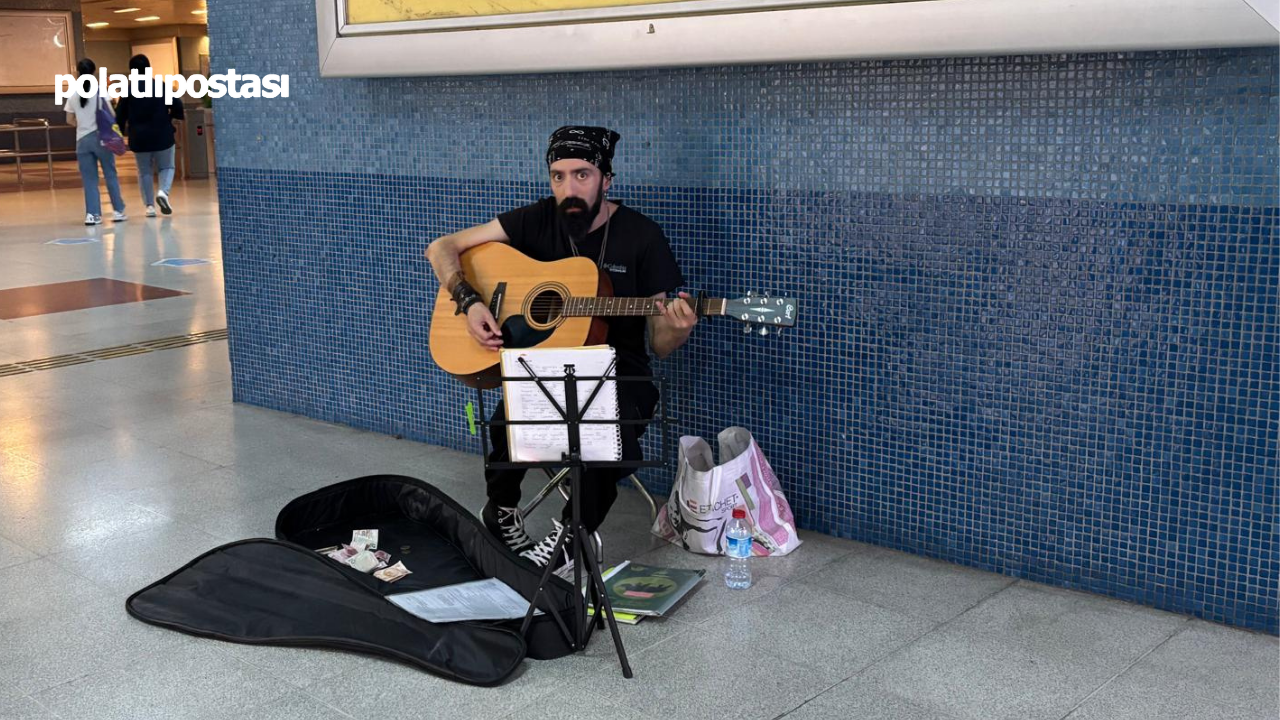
[425,125,698,573]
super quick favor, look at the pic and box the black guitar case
[126,475,578,686]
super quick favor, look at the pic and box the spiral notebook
[499,346,622,462]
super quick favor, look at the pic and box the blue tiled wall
[209,0,1278,633]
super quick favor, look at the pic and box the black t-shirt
[115,95,185,153]
[497,197,684,377]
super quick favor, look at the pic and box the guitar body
[429,242,611,387]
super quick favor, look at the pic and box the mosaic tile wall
[209,0,1278,633]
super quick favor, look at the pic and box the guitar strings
[526,296,688,317]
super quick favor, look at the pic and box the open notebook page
[499,346,622,462]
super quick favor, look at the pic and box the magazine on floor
[591,561,706,618]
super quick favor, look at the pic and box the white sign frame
[316,0,1279,78]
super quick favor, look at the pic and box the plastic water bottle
[725,508,752,589]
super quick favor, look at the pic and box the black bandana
[545,126,621,175]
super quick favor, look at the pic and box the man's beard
[556,193,603,240]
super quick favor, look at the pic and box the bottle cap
[732,508,746,519]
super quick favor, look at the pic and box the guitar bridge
[489,282,506,318]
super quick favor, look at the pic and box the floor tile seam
[772,577,1030,719]
[612,607,831,678]
[4,433,216,473]
[791,560,1019,624]
[9,465,219,514]
[38,550,134,596]
[769,673,863,720]
[779,573,937,627]
[492,683,564,720]
[227,647,349,694]
[44,517,227,565]
[1055,617,1194,720]
[911,576,1197,658]
[676,573,794,628]
[284,689,358,720]
[27,692,65,719]
[27,652,269,715]
[762,545,867,586]
[0,533,46,562]
[21,669,107,705]
[0,423,119,465]
[41,503,177,557]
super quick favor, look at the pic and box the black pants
[486,381,657,533]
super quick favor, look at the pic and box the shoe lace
[496,506,532,547]
[552,533,601,581]
[522,522,568,567]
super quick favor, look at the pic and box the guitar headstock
[725,292,798,336]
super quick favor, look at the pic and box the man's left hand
[655,291,698,335]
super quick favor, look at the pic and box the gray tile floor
[1,182,1277,719]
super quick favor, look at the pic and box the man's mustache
[558,197,589,213]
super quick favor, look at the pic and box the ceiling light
[87,21,110,28]
[113,7,141,13]
[135,15,161,21]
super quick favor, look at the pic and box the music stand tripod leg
[518,524,576,643]
[573,499,635,678]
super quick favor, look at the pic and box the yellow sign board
[348,0,690,24]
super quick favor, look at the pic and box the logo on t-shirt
[603,262,628,274]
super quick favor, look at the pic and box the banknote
[351,529,379,551]
[346,549,381,573]
[374,562,411,583]
[326,545,359,563]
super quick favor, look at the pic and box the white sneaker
[156,191,172,215]
[112,211,128,222]
[84,213,101,226]
[145,205,156,218]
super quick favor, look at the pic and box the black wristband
[451,279,482,316]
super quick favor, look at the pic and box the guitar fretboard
[565,297,726,318]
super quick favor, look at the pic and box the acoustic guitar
[429,242,798,387]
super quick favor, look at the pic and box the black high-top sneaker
[481,501,535,554]
[521,521,605,581]
[520,519,572,574]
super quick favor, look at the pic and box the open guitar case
[125,475,579,687]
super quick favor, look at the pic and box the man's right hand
[467,303,504,351]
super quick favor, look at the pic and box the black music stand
[476,358,670,679]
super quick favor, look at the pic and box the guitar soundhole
[528,290,565,325]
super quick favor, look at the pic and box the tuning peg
[743,323,754,334]
[758,326,769,336]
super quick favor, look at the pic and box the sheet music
[388,578,535,623]
[500,346,622,462]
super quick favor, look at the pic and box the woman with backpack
[63,58,127,226]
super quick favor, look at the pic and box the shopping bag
[651,427,801,557]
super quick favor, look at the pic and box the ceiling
[81,0,208,28]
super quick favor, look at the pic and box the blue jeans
[76,134,125,216]
[135,145,175,206]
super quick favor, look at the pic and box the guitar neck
[565,296,726,318]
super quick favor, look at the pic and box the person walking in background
[63,58,127,226]
[115,54,185,217]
